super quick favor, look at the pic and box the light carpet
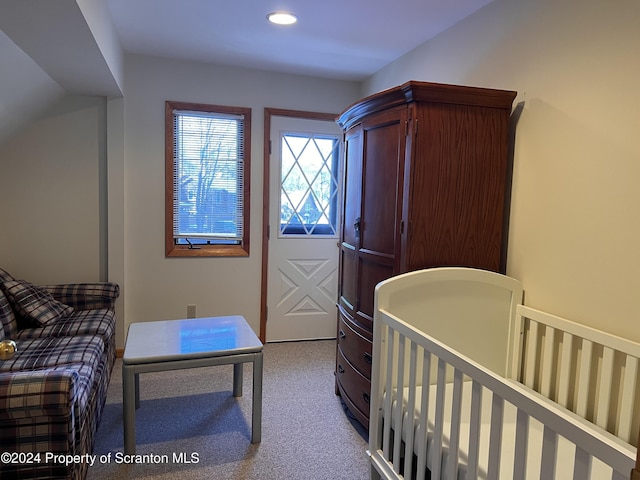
[87,340,369,479]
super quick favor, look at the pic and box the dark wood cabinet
[334,81,517,429]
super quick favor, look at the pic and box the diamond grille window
[280,133,340,236]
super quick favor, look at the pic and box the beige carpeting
[87,340,370,480]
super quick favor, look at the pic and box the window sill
[165,243,249,257]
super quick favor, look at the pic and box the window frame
[165,101,251,257]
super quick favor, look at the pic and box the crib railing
[369,308,637,480]
[514,305,640,446]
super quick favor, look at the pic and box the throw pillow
[1,279,74,327]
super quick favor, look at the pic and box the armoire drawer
[336,346,371,419]
[337,314,373,378]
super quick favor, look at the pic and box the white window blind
[172,109,244,242]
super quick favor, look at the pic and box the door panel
[338,247,357,313]
[338,126,362,320]
[360,119,403,256]
[357,257,394,327]
[341,127,362,250]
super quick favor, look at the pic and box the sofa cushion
[1,279,74,327]
[0,336,103,373]
[41,282,120,311]
[16,308,115,344]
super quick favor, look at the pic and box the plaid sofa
[0,268,119,480]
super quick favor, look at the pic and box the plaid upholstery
[0,367,80,421]
[0,268,118,480]
[16,309,115,344]
[41,283,120,310]
[0,336,102,412]
[0,365,96,480]
[0,336,102,373]
[16,310,117,391]
[1,280,75,327]
[0,268,14,282]
[0,269,16,338]
[0,288,18,339]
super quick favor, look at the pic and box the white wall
[365,0,640,341]
[119,55,360,342]
[0,95,106,284]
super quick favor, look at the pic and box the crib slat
[572,445,590,480]
[467,380,483,479]
[595,345,614,430]
[382,327,396,460]
[431,358,447,480]
[523,319,539,389]
[416,349,431,480]
[512,408,530,479]
[541,324,555,398]
[445,368,463,480]
[576,339,593,418]
[617,354,638,442]
[509,310,527,379]
[403,341,418,480]
[392,333,406,472]
[487,393,504,480]
[557,331,573,408]
[539,425,558,479]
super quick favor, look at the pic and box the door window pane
[280,132,340,236]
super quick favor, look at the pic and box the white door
[266,116,342,341]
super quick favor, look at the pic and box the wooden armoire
[334,81,517,429]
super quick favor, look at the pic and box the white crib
[369,267,639,480]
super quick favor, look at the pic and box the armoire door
[337,124,362,324]
[338,107,407,331]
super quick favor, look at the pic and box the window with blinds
[165,101,251,257]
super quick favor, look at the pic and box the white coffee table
[122,315,263,454]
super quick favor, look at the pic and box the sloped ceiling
[0,0,123,143]
[0,0,123,97]
[0,29,64,143]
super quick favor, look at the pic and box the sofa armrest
[40,283,120,310]
[0,369,77,420]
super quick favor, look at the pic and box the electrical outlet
[187,304,196,319]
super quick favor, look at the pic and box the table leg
[135,373,140,409]
[233,362,243,397]
[123,364,137,454]
[252,351,263,443]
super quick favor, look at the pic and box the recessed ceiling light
[267,12,298,25]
